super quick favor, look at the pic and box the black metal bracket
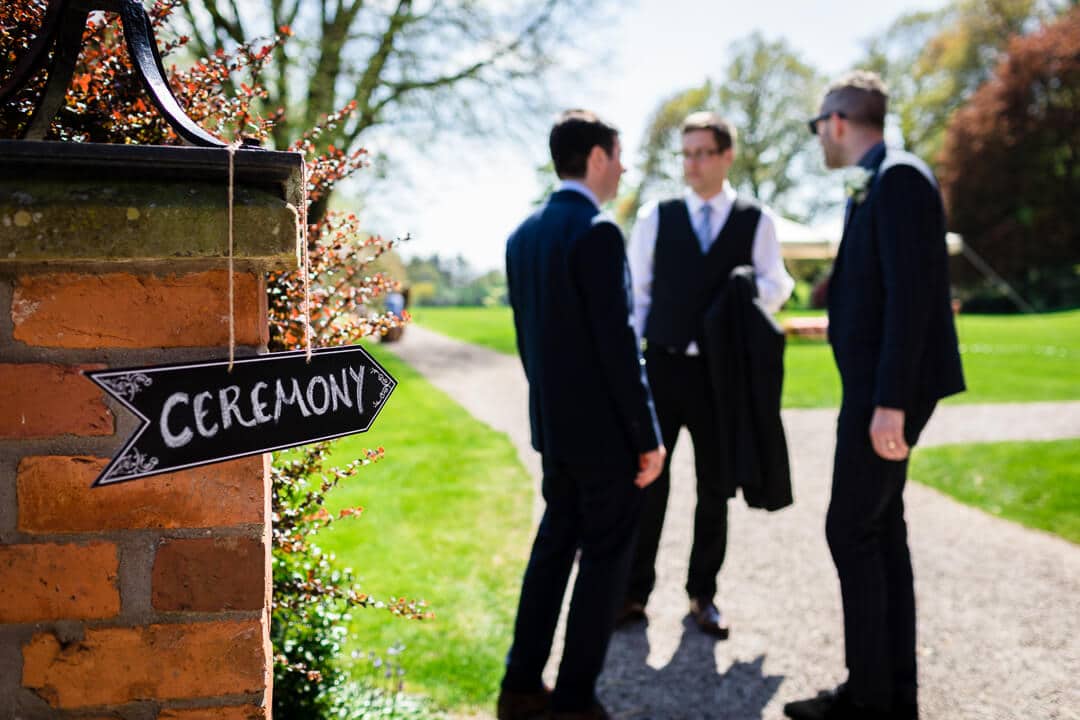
[0,0,233,147]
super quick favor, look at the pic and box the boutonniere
[843,166,874,204]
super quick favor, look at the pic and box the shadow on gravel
[599,618,783,719]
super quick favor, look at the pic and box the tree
[177,0,607,169]
[402,252,506,306]
[938,7,1080,310]
[861,0,1067,163]
[621,33,826,225]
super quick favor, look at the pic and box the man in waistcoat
[783,71,964,720]
[498,110,666,720]
[619,112,794,636]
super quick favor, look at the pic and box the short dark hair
[681,111,737,153]
[549,110,618,179]
[823,71,889,130]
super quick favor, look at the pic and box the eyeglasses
[677,148,724,162]
[807,110,846,135]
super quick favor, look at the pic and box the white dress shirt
[627,180,795,353]
[557,179,600,209]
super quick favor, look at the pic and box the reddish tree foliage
[0,0,274,142]
[938,7,1080,308]
[1,1,406,344]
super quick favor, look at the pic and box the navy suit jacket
[506,189,662,466]
[828,143,965,410]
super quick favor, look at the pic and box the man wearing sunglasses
[620,112,794,638]
[784,71,964,720]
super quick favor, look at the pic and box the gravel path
[385,326,1080,720]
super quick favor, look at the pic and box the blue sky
[364,0,948,272]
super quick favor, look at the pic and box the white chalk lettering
[328,369,352,411]
[348,366,366,414]
[193,391,219,438]
[250,381,273,424]
[274,377,311,421]
[219,385,256,430]
[160,392,194,449]
[157,364,373,446]
[306,375,331,415]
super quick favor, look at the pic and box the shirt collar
[685,180,736,214]
[558,179,600,209]
[857,141,887,171]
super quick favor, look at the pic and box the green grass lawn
[409,306,519,356]
[948,310,1080,404]
[911,439,1080,544]
[308,348,532,713]
[411,306,1080,408]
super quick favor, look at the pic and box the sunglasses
[807,110,846,135]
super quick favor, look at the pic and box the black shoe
[688,597,730,639]
[614,599,647,628]
[783,684,887,719]
[497,686,552,720]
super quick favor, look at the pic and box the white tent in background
[774,216,841,260]
[774,215,964,259]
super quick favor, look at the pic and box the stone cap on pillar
[0,140,303,269]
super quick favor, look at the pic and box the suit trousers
[826,399,936,711]
[627,349,728,604]
[502,455,642,712]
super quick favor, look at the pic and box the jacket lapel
[840,143,888,241]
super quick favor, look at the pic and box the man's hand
[635,446,667,488]
[870,406,909,461]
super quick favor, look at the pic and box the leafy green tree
[861,0,1068,163]
[938,6,1080,310]
[403,253,506,306]
[718,34,828,211]
[465,269,509,307]
[620,33,825,225]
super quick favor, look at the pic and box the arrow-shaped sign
[85,345,396,487]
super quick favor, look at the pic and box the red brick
[0,542,119,623]
[0,364,113,438]
[18,456,268,534]
[158,706,266,720]
[12,271,267,348]
[22,620,268,709]
[153,537,266,612]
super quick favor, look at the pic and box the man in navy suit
[784,72,965,720]
[497,110,666,720]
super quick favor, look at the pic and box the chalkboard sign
[85,345,396,486]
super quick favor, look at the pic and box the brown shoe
[550,701,611,720]
[689,597,730,639]
[614,599,646,628]
[497,686,552,720]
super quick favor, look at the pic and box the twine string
[228,143,313,367]
[226,140,241,371]
[300,154,312,363]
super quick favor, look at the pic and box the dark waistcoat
[644,197,761,350]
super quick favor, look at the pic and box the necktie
[695,203,713,253]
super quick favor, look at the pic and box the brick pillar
[0,141,302,720]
